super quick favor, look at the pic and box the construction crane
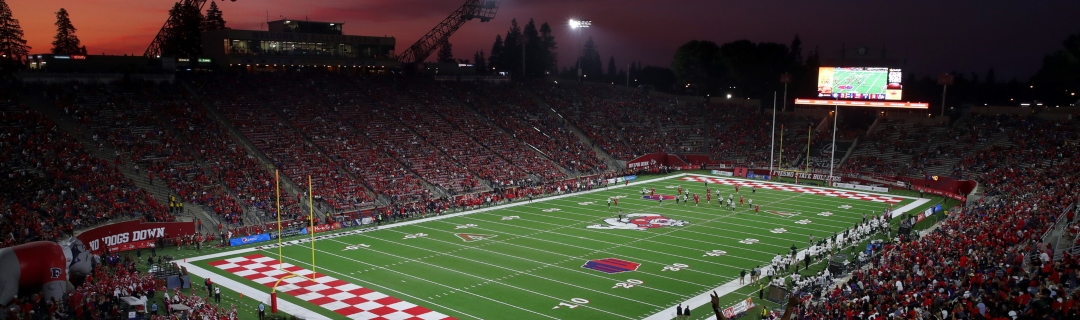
[144,0,226,58]
[398,0,500,64]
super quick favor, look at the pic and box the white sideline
[176,173,684,319]
[178,261,332,320]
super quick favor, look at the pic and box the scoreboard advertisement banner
[794,98,928,109]
[817,67,903,101]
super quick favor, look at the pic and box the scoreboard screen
[817,67,903,101]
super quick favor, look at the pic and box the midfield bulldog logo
[586,213,687,230]
[641,194,676,201]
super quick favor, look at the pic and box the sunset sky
[7,0,1079,80]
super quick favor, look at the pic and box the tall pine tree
[473,50,486,74]
[0,0,30,69]
[51,8,85,55]
[538,22,557,75]
[162,2,204,58]
[581,36,602,80]
[202,1,226,31]
[607,56,616,82]
[488,35,503,72]
[436,42,454,63]
[522,19,541,78]
[500,19,522,76]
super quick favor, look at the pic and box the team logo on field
[586,213,687,230]
[582,258,641,274]
[766,210,798,218]
[641,195,676,201]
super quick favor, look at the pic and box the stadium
[1,0,1080,319]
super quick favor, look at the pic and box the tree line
[0,0,227,75]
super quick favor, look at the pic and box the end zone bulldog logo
[587,213,687,230]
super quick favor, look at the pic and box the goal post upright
[308,175,315,281]
[268,172,319,313]
[778,124,784,171]
[805,124,811,173]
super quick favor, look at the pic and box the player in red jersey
[678,186,683,196]
[755,205,760,213]
[613,197,619,207]
[651,187,655,196]
[740,195,744,205]
[693,194,699,206]
[706,192,711,204]
[735,185,740,193]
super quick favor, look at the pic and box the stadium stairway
[179,81,327,222]
[533,95,625,169]
[18,88,213,225]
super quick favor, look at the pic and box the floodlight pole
[782,83,788,112]
[828,103,838,186]
[770,91,777,180]
[940,84,947,117]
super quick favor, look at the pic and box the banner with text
[722,298,757,318]
[302,222,343,235]
[912,185,967,202]
[107,239,156,253]
[230,234,272,247]
[711,170,734,177]
[77,220,195,254]
[771,170,842,182]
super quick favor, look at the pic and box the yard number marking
[612,279,644,289]
[552,298,591,309]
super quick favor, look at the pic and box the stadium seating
[10,74,1080,319]
[540,83,706,161]
[352,78,485,194]
[794,116,1080,319]
[196,74,375,212]
[0,100,169,248]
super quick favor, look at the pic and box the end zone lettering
[772,171,841,182]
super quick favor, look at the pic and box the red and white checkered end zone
[680,176,904,204]
[208,254,455,320]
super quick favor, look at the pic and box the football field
[832,69,887,96]
[182,173,931,320]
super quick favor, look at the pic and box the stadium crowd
[462,83,609,175]
[8,74,1080,320]
[0,99,170,248]
[786,116,1080,319]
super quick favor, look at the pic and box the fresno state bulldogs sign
[586,213,687,230]
[76,220,195,254]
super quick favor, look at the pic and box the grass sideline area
[150,171,950,319]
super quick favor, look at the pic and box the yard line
[405,225,727,281]
[309,239,642,319]
[445,215,780,265]
[607,196,874,225]
[412,222,744,274]
[343,231,693,298]
[270,244,573,319]
[479,208,778,261]
[321,237,665,309]
[544,200,843,239]
[240,249,488,320]
[472,205,787,253]
[363,217,714,287]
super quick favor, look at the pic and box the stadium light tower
[569,19,591,81]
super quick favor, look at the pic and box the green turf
[832,68,887,96]
[193,173,948,320]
